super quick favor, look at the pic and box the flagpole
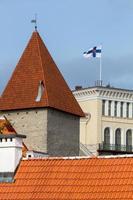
[100,55,102,85]
[99,45,102,86]
[83,45,102,86]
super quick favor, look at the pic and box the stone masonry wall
[47,109,79,156]
[0,109,48,152]
[0,108,80,156]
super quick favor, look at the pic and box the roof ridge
[0,31,84,116]
[22,155,133,161]
[35,32,49,105]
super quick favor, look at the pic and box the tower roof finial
[31,13,38,31]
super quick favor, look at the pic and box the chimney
[0,134,26,182]
[75,86,82,90]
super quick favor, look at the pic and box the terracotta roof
[0,116,28,157]
[0,117,16,134]
[22,143,28,158]
[0,31,84,117]
[0,156,133,199]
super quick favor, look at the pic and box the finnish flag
[83,46,102,58]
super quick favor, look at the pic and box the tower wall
[1,108,80,156]
[47,109,79,156]
[1,108,48,152]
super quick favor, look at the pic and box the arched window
[115,128,121,150]
[104,127,110,144]
[126,129,132,152]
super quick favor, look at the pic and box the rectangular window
[126,103,130,118]
[102,100,105,116]
[132,103,133,118]
[108,101,111,116]
[120,102,123,118]
[114,101,117,117]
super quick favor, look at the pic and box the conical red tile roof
[0,31,84,117]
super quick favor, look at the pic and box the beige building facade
[73,86,133,156]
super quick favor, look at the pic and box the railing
[80,143,94,156]
[99,143,133,153]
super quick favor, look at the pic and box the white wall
[0,137,22,172]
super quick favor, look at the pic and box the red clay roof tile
[0,157,133,199]
[0,31,84,117]
[0,117,16,134]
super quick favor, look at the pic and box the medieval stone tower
[0,31,84,156]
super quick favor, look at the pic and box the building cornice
[73,87,133,102]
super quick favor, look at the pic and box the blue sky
[0,0,133,93]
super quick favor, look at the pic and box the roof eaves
[0,134,26,139]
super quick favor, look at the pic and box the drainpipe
[85,112,91,145]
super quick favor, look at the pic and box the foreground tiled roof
[0,156,133,199]
[0,31,84,117]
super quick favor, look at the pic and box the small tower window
[35,81,44,102]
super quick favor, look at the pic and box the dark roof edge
[0,134,26,139]
[0,106,84,117]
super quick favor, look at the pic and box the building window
[126,103,130,118]
[104,127,110,144]
[102,100,105,116]
[35,80,45,102]
[114,101,117,117]
[108,101,111,116]
[115,128,121,150]
[120,102,123,118]
[126,129,132,151]
[132,103,133,118]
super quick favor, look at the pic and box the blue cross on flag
[83,46,102,58]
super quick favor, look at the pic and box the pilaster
[111,101,115,117]
[105,100,109,116]
[117,102,121,117]
[123,102,127,118]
